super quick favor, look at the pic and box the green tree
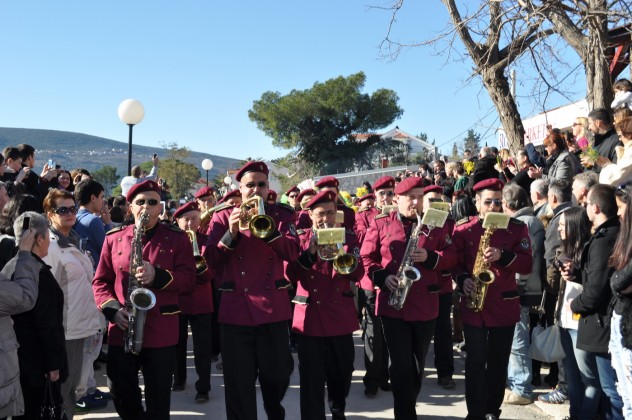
[157,143,201,199]
[463,130,481,155]
[91,165,120,196]
[248,72,403,174]
[451,142,460,161]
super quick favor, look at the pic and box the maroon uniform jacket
[451,216,533,327]
[296,210,312,230]
[93,223,197,348]
[205,202,300,326]
[179,231,214,315]
[285,228,363,336]
[355,206,378,244]
[360,211,456,321]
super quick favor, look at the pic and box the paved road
[77,331,568,419]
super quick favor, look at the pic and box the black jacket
[10,254,68,387]
[593,129,622,173]
[609,259,632,349]
[570,217,620,353]
[465,155,500,193]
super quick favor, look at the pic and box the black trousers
[106,345,175,420]
[174,312,213,392]
[14,380,46,420]
[361,291,390,391]
[297,334,354,420]
[434,292,455,379]
[221,321,294,420]
[463,323,515,420]
[381,316,436,420]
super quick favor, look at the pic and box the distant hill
[0,127,241,182]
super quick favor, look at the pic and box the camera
[48,159,55,168]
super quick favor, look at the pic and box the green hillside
[0,127,240,180]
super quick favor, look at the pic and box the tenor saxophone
[123,212,157,355]
[388,210,423,310]
[465,225,497,312]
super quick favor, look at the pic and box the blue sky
[0,1,583,161]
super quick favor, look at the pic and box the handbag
[41,379,68,420]
[530,292,566,362]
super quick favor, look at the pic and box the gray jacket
[515,208,545,306]
[542,151,576,183]
[0,250,40,417]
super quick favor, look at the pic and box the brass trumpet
[200,203,233,223]
[315,226,357,275]
[239,195,275,239]
[186,230,208,275]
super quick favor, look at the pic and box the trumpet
[239,195,275,239]
[200,203,233,223]
[186,230,208,275]
[315,225,358,275]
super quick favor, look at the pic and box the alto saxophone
[388,210,423,310]
[123,212,157,355]
[466,225,497,312]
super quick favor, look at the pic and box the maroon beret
[285,185,300,196]
[235,161,269,182]
[373,176,395,191]
[473,178,505,192]
[217,189,241,205]
[394,177,425,195]
[423,185,443,194]
[357,193,375,203]
[173,201,200,220]
[296,188,316,202]
[194,186,214,199]
[315,176,339,189]
[267,190,277,202]
[126,180,162,202]
[304,190,337,209]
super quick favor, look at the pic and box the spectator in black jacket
[581,108,622,173]
[465,147,500,193]
[562,184,624,419]
[4,212,68,420]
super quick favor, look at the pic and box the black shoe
[379,383,391,392]
[172,383,185,392]
[97,351,108,363]
[210,354,219,362]
[364,388,378,398]
[195,392,209,403]
[438,376,456,389]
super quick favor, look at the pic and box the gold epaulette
[456,217,470,226]
[106,225,128,235]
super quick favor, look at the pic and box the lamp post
[201,159,213,185]
[223,175,232,197]
[118,99,145,176]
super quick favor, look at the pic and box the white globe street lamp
[118,99,145,176]
[201,159,213,185]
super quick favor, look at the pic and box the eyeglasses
[54,206,78,215]
[288,194,298,199]
[133,199,159,206]
[377,191,394,197]
[313,210,337,218]
[243,181,267,189]
[483,199,502,207]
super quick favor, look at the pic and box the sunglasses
[288,194,298,198]
[244,181,267,189]
[483,199,502,207]
[134,199,159,206]
[377,191,394,197]
[54,206,78,215]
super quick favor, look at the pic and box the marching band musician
[205,161,300,420]
[360,176,456,420]
[357,193,375,211]
[451,179,533,420]
[314,176,356,231]
[355,175,396,398]
[285,189,364,420]
[195,186,216,235]
[92,180,196,420]
[296,188,316,229]
[171,201,214,402]
[423,184,457,390]
[286,185,301,210]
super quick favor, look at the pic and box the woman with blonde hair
[572,117,589,150]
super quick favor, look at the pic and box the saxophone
[465,225,497,312]
[123,212,157,355]
[388,210,423,310]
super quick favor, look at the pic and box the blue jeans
[594,352,624,420]
[508,306,533,398]
[561,328,601,420]
[609,312,632,419]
